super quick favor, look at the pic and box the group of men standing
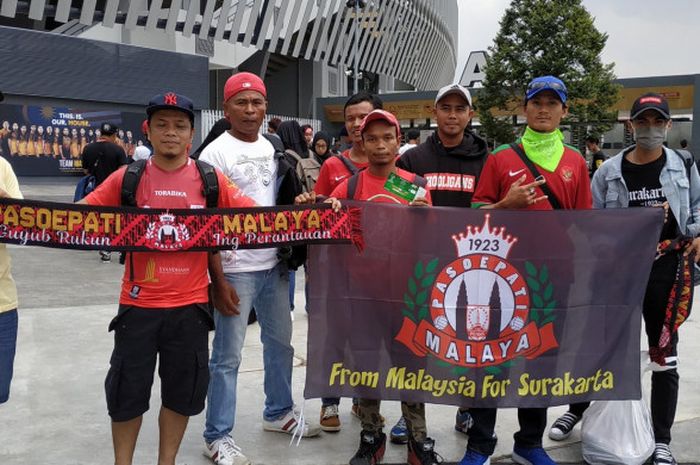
[2,69,696,465]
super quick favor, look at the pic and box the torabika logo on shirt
[145,213,190,250]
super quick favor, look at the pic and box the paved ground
[0,177,699,464]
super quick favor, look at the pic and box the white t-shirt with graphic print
[200,131,279,273]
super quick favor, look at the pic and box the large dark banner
[0,103,146,176]
[305,203,663,408]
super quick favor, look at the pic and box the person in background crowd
[315,92,383,197]
[276,119,312,317]
[399,129,421,156]
[302,124,314,147]
[338,126,351,152]
[81,122,128,263]
[311,131,333,163]
[267,117,282,137]
[192,118,231,160]
[132,143,151,161]
[586,135,606,178]
[277,120,310,161]
[125,130,135,158]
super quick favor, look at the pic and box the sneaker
[99,251,111,262]
[455,408,474,435]
[204,435,250,465]
[263,408,321,437]
[512,446,557,465]
[407,436,443,465]
[320,404,341,432]
[653,443,677,465]
[458,449,491,465]
[350,430,386,465]
[390,415,409,444]
[548,412,581,441]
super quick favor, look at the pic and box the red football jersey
[331,167,432,205]
[472,143,592,210]
[314,149,369,196]
[86,159,255,308]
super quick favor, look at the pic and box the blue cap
[146,92,195,122]
[526,76,568,104]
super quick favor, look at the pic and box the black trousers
[567,253,680,444]
[467,407,547,455]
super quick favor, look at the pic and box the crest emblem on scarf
[145,213,190,250]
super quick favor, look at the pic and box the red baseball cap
[224,72,267,102]
[359,109,401,138]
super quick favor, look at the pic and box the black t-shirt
[590,150,606,177]
[622,152,678,240]
[81,140,128,186]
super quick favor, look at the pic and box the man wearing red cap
[297,109,439,465]
[199,71,318,465]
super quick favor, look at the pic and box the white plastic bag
[581,352,654,465]
[581,399,654,465]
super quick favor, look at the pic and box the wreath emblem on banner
[395,214,558,374]
[145,213,190,250]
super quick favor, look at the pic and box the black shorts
[105,303,213,422]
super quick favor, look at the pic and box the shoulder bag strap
[509,143,562,210]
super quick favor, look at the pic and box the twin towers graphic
[453,273,503,342]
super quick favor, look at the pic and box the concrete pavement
[0,177,699,464]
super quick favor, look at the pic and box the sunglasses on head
[528,81,567,93]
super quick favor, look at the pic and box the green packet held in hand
[384,172,427,202]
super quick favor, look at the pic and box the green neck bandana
[520,126,565,172]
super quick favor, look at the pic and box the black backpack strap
[120,159,148,283]
[509,143,562,210]
[336,154,359,175]
[194,159,219,208]
[346,171,363,200]
[674,149,695,180]
[262,133,285,153]
[121,159,147,207]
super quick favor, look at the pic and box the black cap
[147,92,195,122]
[631,93,671,120]
[100,122,117,136]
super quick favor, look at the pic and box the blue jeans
[204,263,294,443]
[289,270,295,311]
[0,309,18,404]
